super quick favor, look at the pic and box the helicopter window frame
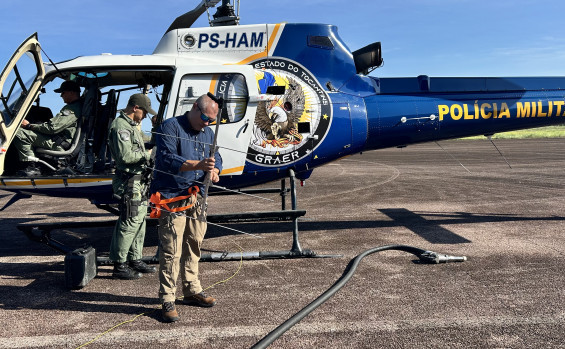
[175,73,249,125]
[0,51,42,127]
[42,67,175,90]
[38,67,175,141]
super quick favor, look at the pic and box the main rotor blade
[165,0,221,34]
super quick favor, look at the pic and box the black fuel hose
[251,244,467,349]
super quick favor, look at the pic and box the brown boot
[162,301,180,322]
[181,292,216,307]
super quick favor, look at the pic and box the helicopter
[2,0,565,218]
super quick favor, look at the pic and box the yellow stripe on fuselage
[209,75,219,94]
[32,179,65,185]
[2,180,36,186]
[66,178,112,184]
[267,23,282,55]
[1,177,112,187]
[230,23,282,65]
[220,166,245,175]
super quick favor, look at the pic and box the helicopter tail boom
[361,76,565,151]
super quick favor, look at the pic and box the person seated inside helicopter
[12,80,83,176]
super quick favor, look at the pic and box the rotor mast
[209,0,240,26]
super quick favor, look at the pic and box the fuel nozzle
[419,251,467,264]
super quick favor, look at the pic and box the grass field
[462,125,565,140]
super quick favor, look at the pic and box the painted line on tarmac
[2,313,565,348]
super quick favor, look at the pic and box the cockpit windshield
[0,52,40,127]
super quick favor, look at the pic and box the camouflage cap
[54,80,81,93]
[128,93,157,115]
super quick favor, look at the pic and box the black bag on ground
[64,246,97,289]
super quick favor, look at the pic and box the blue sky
[1,0,564,79]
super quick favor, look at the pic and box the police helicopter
[2,0,565,260]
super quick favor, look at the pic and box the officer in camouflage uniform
[13,80,83,176]
[108,93,158,280]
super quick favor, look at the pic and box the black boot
[129,260,157,273]
[112,262,142,280]
[16,162,41,177]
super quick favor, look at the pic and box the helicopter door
[169,66,258,175]
[0,34,45,175]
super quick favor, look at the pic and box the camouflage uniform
[108,110,150,263]
[12,99,82,161]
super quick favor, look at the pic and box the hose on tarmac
[251,244,467,349]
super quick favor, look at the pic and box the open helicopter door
[169,65,259,175]
[0,34,45,176]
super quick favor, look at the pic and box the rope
[75,241,245,349]
[149,166,274,202]
[76,101,264,347]
[151,131,249,156]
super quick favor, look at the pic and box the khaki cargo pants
[158,194,207,303]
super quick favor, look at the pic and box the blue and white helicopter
[1,0,565,237]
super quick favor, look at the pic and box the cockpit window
[176,73,248,124]
[0,52,40,126]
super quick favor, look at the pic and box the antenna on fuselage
[208,0,240,26]
[486,135,512,169]
[434,141,472,174]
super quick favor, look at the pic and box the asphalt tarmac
[1,138,565,349]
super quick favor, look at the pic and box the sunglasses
[197,105,216,123]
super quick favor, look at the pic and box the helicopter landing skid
[17,170,340,267]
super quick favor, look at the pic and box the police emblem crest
[118,130,131,141]
[247,57,332,166]
[212,57,332,167]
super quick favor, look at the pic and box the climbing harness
[149,186,199,218]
